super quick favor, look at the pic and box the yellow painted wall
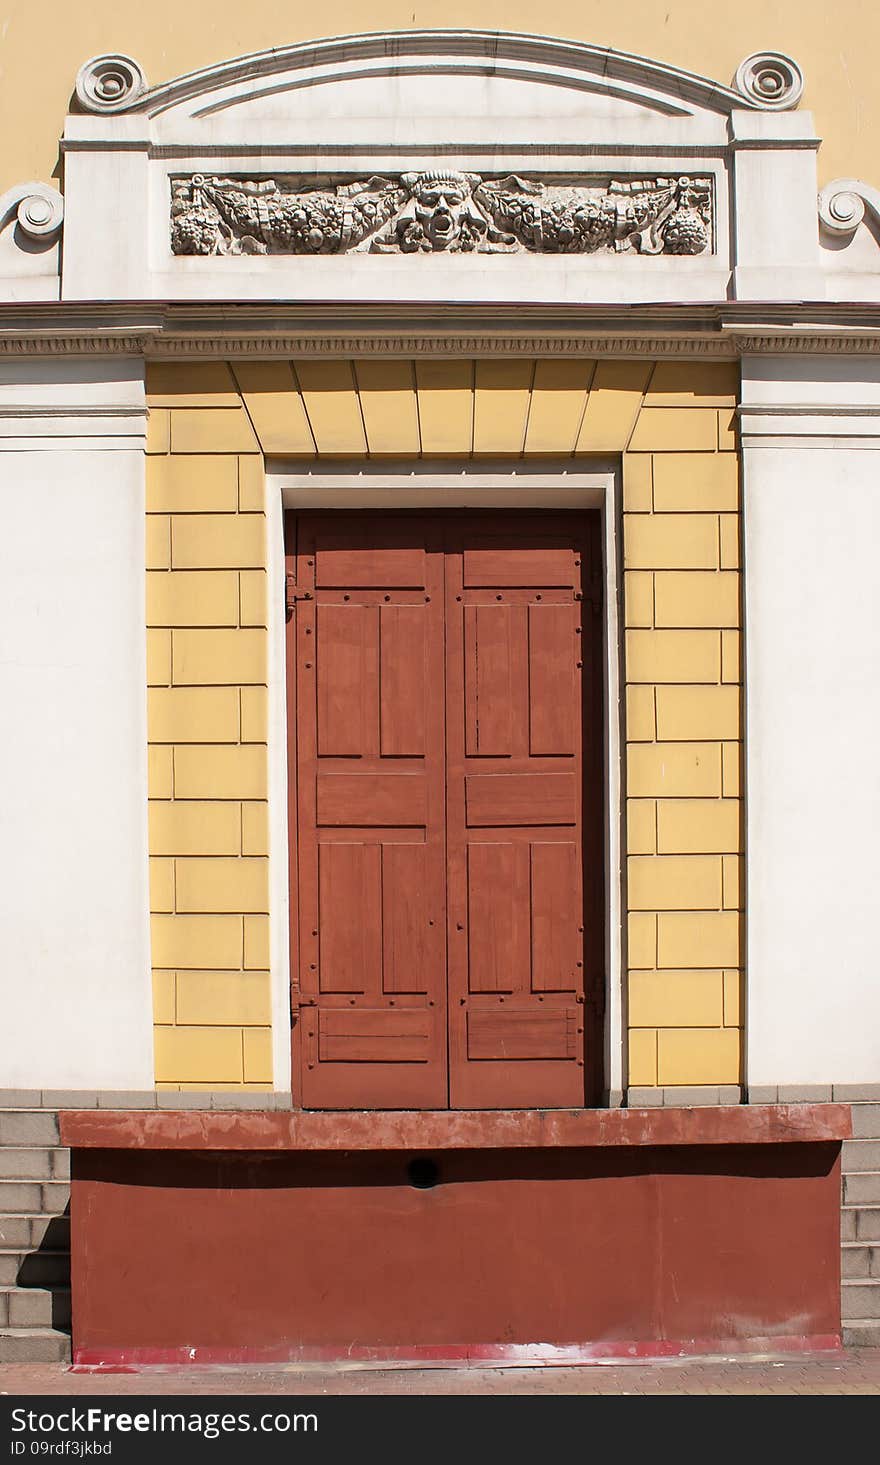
[146,356,743,1092]
[0,4,871,188]
[146,363,272,1091]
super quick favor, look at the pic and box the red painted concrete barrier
[65,1106,847,1366]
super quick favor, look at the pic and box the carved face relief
[409,174,477,250]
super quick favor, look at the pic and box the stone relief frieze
[170,171,713,258]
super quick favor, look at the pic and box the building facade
[0,11,878,1362]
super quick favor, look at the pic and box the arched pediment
[76,30,795,127]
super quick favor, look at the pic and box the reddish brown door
[287,510,604,1110]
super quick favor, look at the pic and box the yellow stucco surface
[0,3,873,188]
[146,357,744,1092]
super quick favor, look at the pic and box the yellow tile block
[151,969,175,1026]
[651,453,739,512]
[153,1025,245,1084]
[575,361,652,452]
[170,409,259,455]
[625,629,720,684]
[722,855,743,910]
[655,686,740,742]
[147,570,239,628]
[146,629,171,686]
[624,572,654,628]
[355,360,420,455]
[473,361,533,453]
[721,630,741,684]
[654,571,740,629]
[172,628,266,686]
[523,361,592,454]
[244,916,270,970]
[657,800,741,855]
[628,913,657,969]
[625,686,655,742]
[149,858,174,913]
[176,970,271,1026]
[238,457,265,511]
[151,914,243,971]
[622,454,652,512]
[295,361,367,455]
[146,516,171,570]
[243,1027,273,1084]
[148,745,173,799]
[722,742,741,798]
[242,802,269,856]
[171,513,265,571]
[149,686,240,744]
[147,456,238,513]
[239,571,267,628]
[628,855,722,911]
[149,801,241,856]
[146,362,240,406]
[628,1028,658,1086]
[241,686,268,743]
[644,361,739,407]
[719,515,740,570]
[627,800,656,855]
[718,408,738,452]
[628,407,719,453]
[146,408,170,454]
[174,745,267,800]
[629,969,725,1027]
[657,1027,741,1086]
[415,361,474,454]
[657,911,741,968]
[232,362,315,455]
[624,514,718,570]
[627,742,721,797]
[176,857,269,914]
[723,969,742,1026]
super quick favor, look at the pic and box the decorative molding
[5,331,880,358]
[0,183,63,242]
[3,300,880,356]
[79,30,776,121]
[75,55,147,113]
[734,52,804,111]
[818,178,880,236]
[171,172,713,258]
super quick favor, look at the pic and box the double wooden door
[286,509,604,1110]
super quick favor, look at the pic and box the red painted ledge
[60,1103,851,1151]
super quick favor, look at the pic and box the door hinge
[285,574,313,619]
[290,987,319,1014]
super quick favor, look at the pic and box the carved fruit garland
[171,172,712,258]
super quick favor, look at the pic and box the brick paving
[1,1351,879,1395]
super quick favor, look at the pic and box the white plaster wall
[743,360,880,1085]
[0,362,153,1089]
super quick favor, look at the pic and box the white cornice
[2,305,880,357]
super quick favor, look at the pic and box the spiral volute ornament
[734,52,804,110]
[817,179,874,236]
[16,188,64,238]
[0,182,64,241]
[75,54,147,113]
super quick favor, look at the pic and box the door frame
[265,459,624,1106]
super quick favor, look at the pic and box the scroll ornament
[171,171,712,258]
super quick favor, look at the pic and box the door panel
[292,513,447,1109]
[288,508,604,1110]
[446,515,600,1110]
